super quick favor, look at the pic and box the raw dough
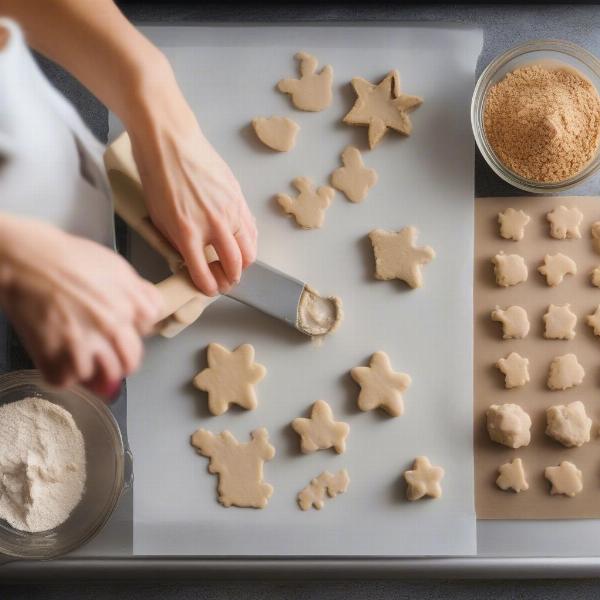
[193,343,266,416]
[547,205,583,240]
[586,305,600,335]
[368,226,435,289]
[495,352,530,389]
[486,404,532,449]
[591,221,600,254]
[403,456,444,501]
[252,116,300,152]
[297,469,350,511]
[538,253,577,287]
[543,303,577,340]
[343,70,423,149]
[276,177,335,229]
[190,428,275,508]
[546,400,592,448]
[547,353,585,391]
[330,146,378,203]
[591,267,600,287]
[491,252,528,287]
[491,305,530,339]
[496,458,529,493]
[350,351,412,417]
[291,400,350,454]
[296,286,343,336]
[545,461,583,497]
[277,52,333,112]
[498,208,530,241]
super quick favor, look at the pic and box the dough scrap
[343,70,423,149]
[193,343,266,416]
[277,52,333,112]
[252,116,300,152]
[545,461,583,497]
[591,267,600,287]
[495,352,530,389]
[350,351,412,417]
[586,305,600,336]
[496,458,529,493]
[547,205,583,240]
[276,177,335,229]
[491,252,528,287]
[190,428,275,508]
[403,456,444,501]
[543,303,577,340]
[591,221,600,254]
[546,401,592,448]
[498,208,530,241]
[369,226,435,289]
[547,353,585,391]
[330,146,378,203]
[486,403,532,449]
[538,253,577,287]
[491,305,530,339]
[297,469,350,511]
[291,400,349,454]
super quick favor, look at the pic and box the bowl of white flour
[0,370,129,559]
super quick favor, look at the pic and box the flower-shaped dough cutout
[545,461,583,497]
[495,352,530,389]
[369,226,435,289]
[276,177,335,229]
[343,70,423,149]
[491,305,530,339]
[547,353,585,391]
[547,205,583,240]
[404,456,444,501]
[543,304,577,340]
[491,252,528,287]
[486,403,531,449]
[498,208,530,241]
[277,52,333,112]
[586,305,600,336]
[193,343,266,416]
[291,400,349,454]
[496,458,529,493]
[546,401,592,448]
[331,146,378,203]
[538,253,577,286]
[297,469,350,511]
[350,351,412,417]
[252,116,300,152]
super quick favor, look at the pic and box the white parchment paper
[111,24,482,556]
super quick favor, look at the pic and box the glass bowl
[471,39,600,193]
[0,370,131,560]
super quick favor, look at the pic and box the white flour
[0,397,86,532]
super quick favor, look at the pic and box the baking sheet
[475,196,600,519]
[110,24,482,556]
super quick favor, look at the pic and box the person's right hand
[0,214,163,395]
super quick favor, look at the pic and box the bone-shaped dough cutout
[496,458,529,493]
[498,208,530,241]
[403,456,444,501]
[491,305,530,339]
[297,469,350,511]
[545,461,583,497]
[538,253,577,287]
[330,146,378,203]
[547,205,583,240]
[291,400,349,454]
[252,116,300,152]
[276,177,335,229]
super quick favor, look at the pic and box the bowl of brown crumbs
[472,40,600,193]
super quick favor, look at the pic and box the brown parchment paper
[475,196,600,519]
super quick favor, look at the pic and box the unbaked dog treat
[291,400,349,454]
[538,253,577,286]
[495,352,530,389]
[277,52,333,112]
[190,428,275,508]
[369,226,435,289]
[486,403,532,449]
[543,304,577,340]
[330,146,378,203]
[545,461,583,497]
[252,116,300,152]
[491,305,530,339]
[496,458,529,493]
[403,456,444,501]
[297,469,350,511]
[498,208,530,241]
[491,252,528,287]
[591,267,600,287]
[276,177,335,229]
[546,401,592,448]
[193,343,266,416]
[343,70,423,149]
[350,351,412,417]
[586,305,600,335]
[546,205,583,240]
[592,221,600,254]
[547,353,585,391]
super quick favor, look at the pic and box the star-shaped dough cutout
[369,226,435,289]
[498,208,530,241]
[496,458,529,493]
[545,461,583,497]
[276,176,335,229]
[404,456,444,501]
[495,352,530,389]
[543,304,577,340]
[586,305,600,336]
[330,146,378,203]
[291,400,350,454]
[350,351,411,417]
[193,343,266,416]
[538,253,577,286]
[343,70,423,149]
[547,205,583,240]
